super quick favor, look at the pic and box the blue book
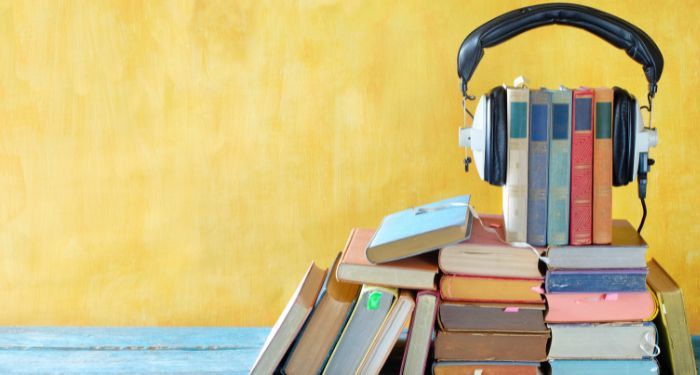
[549,359,659,374]
[365,195,472,264]
[547,88,572,246]
[545,268,648,293]
[527,89,551,246]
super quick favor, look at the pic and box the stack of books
[544,220,660,373]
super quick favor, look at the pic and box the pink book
[400,291,439,375]
[545,291,657,323]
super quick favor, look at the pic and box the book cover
[400,291,439,375]
[547,88,572,246]
[503,87,529,243]
[647,259,697,374]
[527,89,551,246]
[593,88,613,244]
[434,331,549,362]
[549,359,659,374]
[438,214,543,279]
[337,228,438,290]
[545,291,657,323]
[548,322,658,359]
[440,275,544,304]
[545,268,648,293]
[250,263,327,375]
[366,195,472,264]
[433,362,541,375]
[569,88,594,245]
[438,302,546,333]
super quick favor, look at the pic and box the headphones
[456,3,663,232]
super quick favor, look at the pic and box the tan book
[337,228,438,290]
[282,254,360,375]
[592,87,613,244]
[250,262,327,375]
[647,258,696,374]
[438,302,546,333]
[440,275,544,304]
[400,291,439,375]
[433,362,542,375]
[434,331,549,362]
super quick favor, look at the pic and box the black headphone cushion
[489,86,508,186]
[612,87,636,186]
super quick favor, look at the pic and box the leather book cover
[440,275,544,304]
[434,331,549,362]
[527,89,551,246]
[438,302,546,333]
[569,88,594,245]
[545,291,657,323]
[399,291,439,375]
[547,88,572,246]
[593,88,613,244]
[503,87,529,243]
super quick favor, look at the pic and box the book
[527,89,551,246]
[547,88,572,246]
[569,88,594,245]
[438,302,546,333]
[365,195,473,264]
[546,220,647,269]
[545,291,657,323]
[433,362,542,375]
[438,214,543,279]
[548,323,658,359]
[549,359,659,374]
[337,228,438,290]
[545,268,648,293]
[647,258,697,374]
[400,291,439,375]
[503,86,529,242]
[357,291,415,375]
[593,88,613,244]
[323,285,398,375]
[250,262,327,375]
[434,331,549,362]
[282,255,360,375]
[440,275,544,304]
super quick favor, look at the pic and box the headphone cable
[638,198,647,234]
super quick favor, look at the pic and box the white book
[503,86,529,242]
[548,323,658,359]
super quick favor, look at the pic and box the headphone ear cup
[489,86,508,186]
[612,87,637,186]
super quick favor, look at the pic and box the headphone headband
[458,3,664,98]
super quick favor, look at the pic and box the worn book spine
[569,88,594,245]
[504,87,530,243]
[527,89,551,246]
[593,88,613,244]
[547,88,572,246]
[545,269,649,293]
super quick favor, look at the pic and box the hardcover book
[549,359,659,374]
[546,220,647,269]
[439,302,546,333]
[547,88,572,246]
[503,87,529,242]
[282,255,360,375]
[365,195,473,264]
[434,331,549,362]
[337,228,438,290]
[545,268,648,293]
[399,291,439,375]
[527,89,551,246]
[433,362,542,375]
[647,258,697,374]
[545,291,657,323]
[440,275,544,304]
[593,88,613,244]
[569,88,594,245]
[250,263,327,375]
[323,285,398,375]
[548,323,658,359]
[438,214,543,279]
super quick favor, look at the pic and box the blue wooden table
[0,328,697,373]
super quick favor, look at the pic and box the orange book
[433,362,539,375]
[593,88,613,244]
[439,275,544,304]
[337,228,438,290]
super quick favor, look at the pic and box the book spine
[593,88,613,244]
[545,271,648,293]
[547,89,572,246]
[527,90,551,246]
[504,87,530,243]
[569,88,594,245]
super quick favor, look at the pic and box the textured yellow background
[0,0,698,329]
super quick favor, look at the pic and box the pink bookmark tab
[531,286,545,294]
[604,293,619,301]
[504,307,519,313]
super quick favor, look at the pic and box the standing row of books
[250,195,695,374]
[504,86,617,247]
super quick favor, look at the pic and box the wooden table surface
[0,328,696,373]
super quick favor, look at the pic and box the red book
[569,88,595,245]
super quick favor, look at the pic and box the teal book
[549,359,659,374]
[365,195,472,264]
[527,89,551,246]
[547,88,572,246]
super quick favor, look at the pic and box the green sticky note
[367,291,382,310]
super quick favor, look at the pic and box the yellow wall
[0,0,698,329]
